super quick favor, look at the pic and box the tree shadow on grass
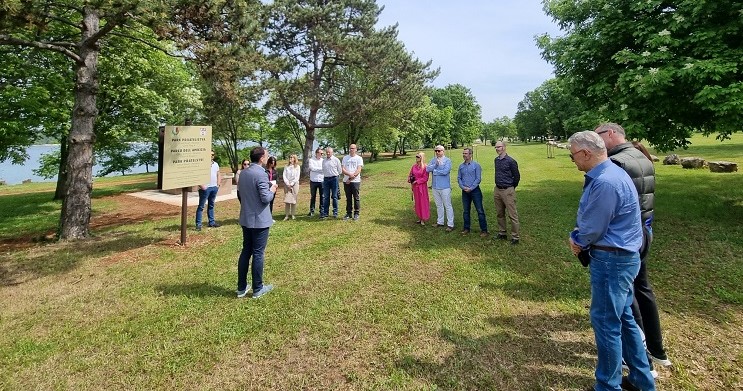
[0,232,161,286]
[155,282,235,298]
[398,313,595,390]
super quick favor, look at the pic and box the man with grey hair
[594,123,671,372]
[426,145,454,231]
[320,146,343,219]
[568,130,655,391]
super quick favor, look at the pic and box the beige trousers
[494,186,520,239]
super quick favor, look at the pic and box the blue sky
[376,1,562,122]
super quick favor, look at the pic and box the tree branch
[0,34,83,64]
[108,31,187,58]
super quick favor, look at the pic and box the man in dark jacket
[594,122,672,371]
[493,141,520,244]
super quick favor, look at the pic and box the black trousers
[344,182,361,217]
[630,228,667,359]
[309,181,323,213]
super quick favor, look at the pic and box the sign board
[161,125,212,190]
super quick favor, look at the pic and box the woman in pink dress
[408,152,431,225]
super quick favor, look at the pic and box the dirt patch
[0,193,180,252]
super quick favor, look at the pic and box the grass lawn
[1,134,741,390]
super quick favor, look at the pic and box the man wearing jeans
[568,131,655,391]
[426,145,454,231]
[457,148,488,237]
[195,151,221,230]
[320,146,343,219]
[236,146,278,299]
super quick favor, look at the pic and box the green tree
[513,78,587,141]
[263,0,434,174]
[430,84,482,149]
[538,0,743,150]
[268,115,304,160]
[0,0,253,239]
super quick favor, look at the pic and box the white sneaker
[650,354,672,367]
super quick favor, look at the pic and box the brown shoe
[445,227,453,232]
[460,229,470,235]
[480,232,489,238]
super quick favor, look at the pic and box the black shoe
[511,239,519,245]
[495,234,507,240]
[308,211,314,217]
[620,376,641,391]
[208,223,221,228]
[195,226,202,231]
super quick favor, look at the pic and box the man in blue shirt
[426,145,454,231]
[457,148,488,237]
[567,131,656,391]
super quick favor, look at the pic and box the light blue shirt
[570,160,643,252]
[426,156,452,189]
[457,160,482,190]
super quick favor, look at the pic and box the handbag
[577,249,591,267]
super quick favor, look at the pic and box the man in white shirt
[342,144,364,220]
[196,150,222,230]
[308,148,325,216]
[320,147,343,218]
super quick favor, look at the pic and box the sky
[376,1,562,122]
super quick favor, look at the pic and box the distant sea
[0,144,154,186]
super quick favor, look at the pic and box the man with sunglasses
[568,131,656,391]
[426,145,454,231]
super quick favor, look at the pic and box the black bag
[408,172,415,184]
[577,249,591,267]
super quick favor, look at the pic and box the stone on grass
[663,154,680,165]
[680,157,706,169]
[708,161,738,173]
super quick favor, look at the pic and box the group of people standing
[569,123,670,391]
[309,144,364,220]
[408,141,521,244]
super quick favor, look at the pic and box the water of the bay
[0,145,154,185]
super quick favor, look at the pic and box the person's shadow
[397,313,596,390]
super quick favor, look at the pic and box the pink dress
[409,164,430,221]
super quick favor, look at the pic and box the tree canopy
[429,84,482,149]
[538,0,743,150]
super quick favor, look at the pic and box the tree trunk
[53,134,69,201]
[300,126,315,178]
[59,8,99,240]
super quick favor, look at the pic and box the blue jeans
[309,181,324,213]
[237,226,269,292]
[321,176,339,217]
[462,186,487,232]
[196,186,218,228]
[589,248,655,391]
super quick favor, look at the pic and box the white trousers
[432,187,454,227]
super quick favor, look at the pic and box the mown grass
[1,134,741,390]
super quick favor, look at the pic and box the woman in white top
[282,154,301,220]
